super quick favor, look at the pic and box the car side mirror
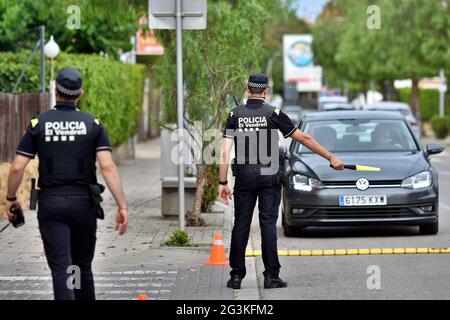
[425,143,444,156]
[279,145,290,160]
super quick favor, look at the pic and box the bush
[201,164,219,213]
[398,88,450,121]
[0,51,147,146]
[163,230,196,247]
[431,115,450,139]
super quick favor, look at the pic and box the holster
[88,183,106,220]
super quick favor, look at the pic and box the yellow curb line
[245,247,450,257]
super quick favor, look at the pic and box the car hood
[290,152,428,181]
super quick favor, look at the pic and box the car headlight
[292,174,323,191]
[401,171,432,189]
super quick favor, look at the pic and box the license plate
[339,195,387,206]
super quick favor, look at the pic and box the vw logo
[356,178,369,191]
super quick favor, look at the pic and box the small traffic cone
[204,232,228,266]
[137,293,149,300]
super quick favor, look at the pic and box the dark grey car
[280,111,444,237]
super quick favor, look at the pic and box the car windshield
[296,119,419,153]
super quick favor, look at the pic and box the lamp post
[44,35,60,108]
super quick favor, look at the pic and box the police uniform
[16,68,112,300]
[223,74,296,289]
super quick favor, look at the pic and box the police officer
[5,68,129,300]
[219,73,344,289]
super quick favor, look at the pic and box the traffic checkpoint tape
[245,247,450,257]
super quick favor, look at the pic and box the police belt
[38,185,90,197]
[233,162,277,176]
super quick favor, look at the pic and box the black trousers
[37,194,97,300]
[230,166,282,279]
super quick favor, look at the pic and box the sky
[295,0,330,22]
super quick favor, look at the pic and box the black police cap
[56,68,83,96]
[248,73,269,89]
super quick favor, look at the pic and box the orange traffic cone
[137,293,149,300]
[204,233,228,266]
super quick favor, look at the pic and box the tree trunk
[189,163,206,227]
[379,81,387,100]
[410,75,425,136]
[391,80,400,101]
[410,75,421,118]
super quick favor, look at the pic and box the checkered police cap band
[248,81,268,89]
[56,83,82,96]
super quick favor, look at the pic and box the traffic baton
[331,164,381,171]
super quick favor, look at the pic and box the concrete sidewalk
[0,138,258,300]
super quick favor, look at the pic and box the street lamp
[44,35,60,107]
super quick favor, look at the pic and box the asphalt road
[249,146,450,300]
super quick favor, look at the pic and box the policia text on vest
[219,73,344,290]
[4,68,129,300]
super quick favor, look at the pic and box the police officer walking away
[219,73,344,289]
[5,68,129,300]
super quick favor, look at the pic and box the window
[296,119,418,153]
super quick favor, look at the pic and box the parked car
[280,110,443,236]
[318,95,349,111]
[363,101,421,138]
[322,102,355,112]
[282,105,303,127]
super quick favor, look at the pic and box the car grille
[313,207,415,219]
[323,180,402,188]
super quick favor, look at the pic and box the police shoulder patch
[94,118,100,125]
[30,118,39,128]
[274,108,281,116]
[229,111,234,118]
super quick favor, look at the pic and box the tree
[314,0,450,120]
[0,0,141,57]
[312,0,350,89]
[154,0,277,226]
[380,0,450,119]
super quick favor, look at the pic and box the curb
[245,247,450,257]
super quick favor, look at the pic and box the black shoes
[227,275,287,289]
[226,276,243,289]
[264,275,287,289]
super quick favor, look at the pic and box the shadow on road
[284,226,422,238]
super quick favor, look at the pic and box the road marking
[245,247,450,257]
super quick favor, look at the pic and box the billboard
[283,34,322,92]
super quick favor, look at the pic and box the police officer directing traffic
[219,73,344,289]
[5,68,129,300]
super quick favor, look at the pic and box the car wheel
[419,221,439,235]
[282,213,298,237]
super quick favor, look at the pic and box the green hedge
[398,88,450,121]
[0,51,146,146]
[431,115,450,139]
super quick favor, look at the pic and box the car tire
[283,223,298,237]
[419,221,439,235]
[282,213,299,237]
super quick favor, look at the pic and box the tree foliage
[0,0,141,57]
[312,0,450,117]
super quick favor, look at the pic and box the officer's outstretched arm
[97,151,128,234]
[290,129,344,170]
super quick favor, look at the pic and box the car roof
[303,110,405,121]
[363,101,410,110]
[319,96,348,103]
[283,105,302,109]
